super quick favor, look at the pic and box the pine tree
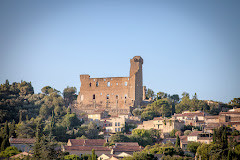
[175,135,180,148]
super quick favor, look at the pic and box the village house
[62,145,111,157]
[9,138,35,152]
[66,139,107,146]
[204,108,240,133]
[173,111,208,128]
[137,117,184,137]
[179,131,212,150]
[87,110,109,122]
[63,139,110,157]
[111,142,143,155]
[101,115,127,133]
[98,152,132,160]
[63,139,142,158]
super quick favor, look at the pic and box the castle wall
[76,56,143,116]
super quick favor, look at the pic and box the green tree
[64,154,80,160]
[63,86,77,107]
[141,99,172,120]
[156,92,167,99]
[109,132,129,142]
[122,152,157,160]
[169,129,178,138]
[85,122,100,139]
[187,142,200,154]
[41,86,57,95]
[1,122,10,151]
[175,135,180,148]
[62,113,81,129]
[196,143,222,160]
[229,98,240,108]
[184,130,192,136]
[132,108,143,116]
[33,119,43,159]
[91,149,97,160]
[145,88,155,100]
[0,146,20,158]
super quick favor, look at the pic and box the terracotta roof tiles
[68,139,106,146]
[9,138,35,144]
[113,146,143,152]
[64,146,111,151]
[188,131,202,137]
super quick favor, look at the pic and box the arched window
[125,82,128,86]
[107,94,109,99]
[96,82,99,87]
[93,94,95,99]
[107,82,110,87]
[89,83,91,87]
[116,95,118,99]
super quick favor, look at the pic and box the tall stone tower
[128,56,143,107]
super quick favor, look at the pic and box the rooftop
[188,131,203,137]
[9,138,35,144]
[64,146,111,151]
[68,139,106,146]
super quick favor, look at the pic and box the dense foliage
[196,126,240,160]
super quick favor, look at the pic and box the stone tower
[128,56,143,107]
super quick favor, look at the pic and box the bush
[0,146,20,158]
[64,154,80,160]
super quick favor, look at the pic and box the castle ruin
[74,56,144,116]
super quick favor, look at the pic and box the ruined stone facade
[74,56,143,116]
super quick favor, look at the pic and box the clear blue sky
[0,0,239,103]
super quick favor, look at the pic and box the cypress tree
[213,129,216,143]
[227,150,232,160]
[175,135,180,148]
[1,121,10,151]
[1,138,10,151]
[33,120,43,159]
[91,149,97,160]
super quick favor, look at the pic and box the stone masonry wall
[75,56,143,116]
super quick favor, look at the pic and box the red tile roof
[68,139,106,146]
[182,112,205,117]
[64,146,111,151]
[112,146,143,152]
[205,116,219,119]
[9,138,35,144]
[205,123,221,129]
[68,139,84,146]
[115,142,139,146]
[219,112,240,115]
[188,131,202,137]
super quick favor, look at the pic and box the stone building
[73,56,144,116]
[137,117,184,137]
[9,138,35,152]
